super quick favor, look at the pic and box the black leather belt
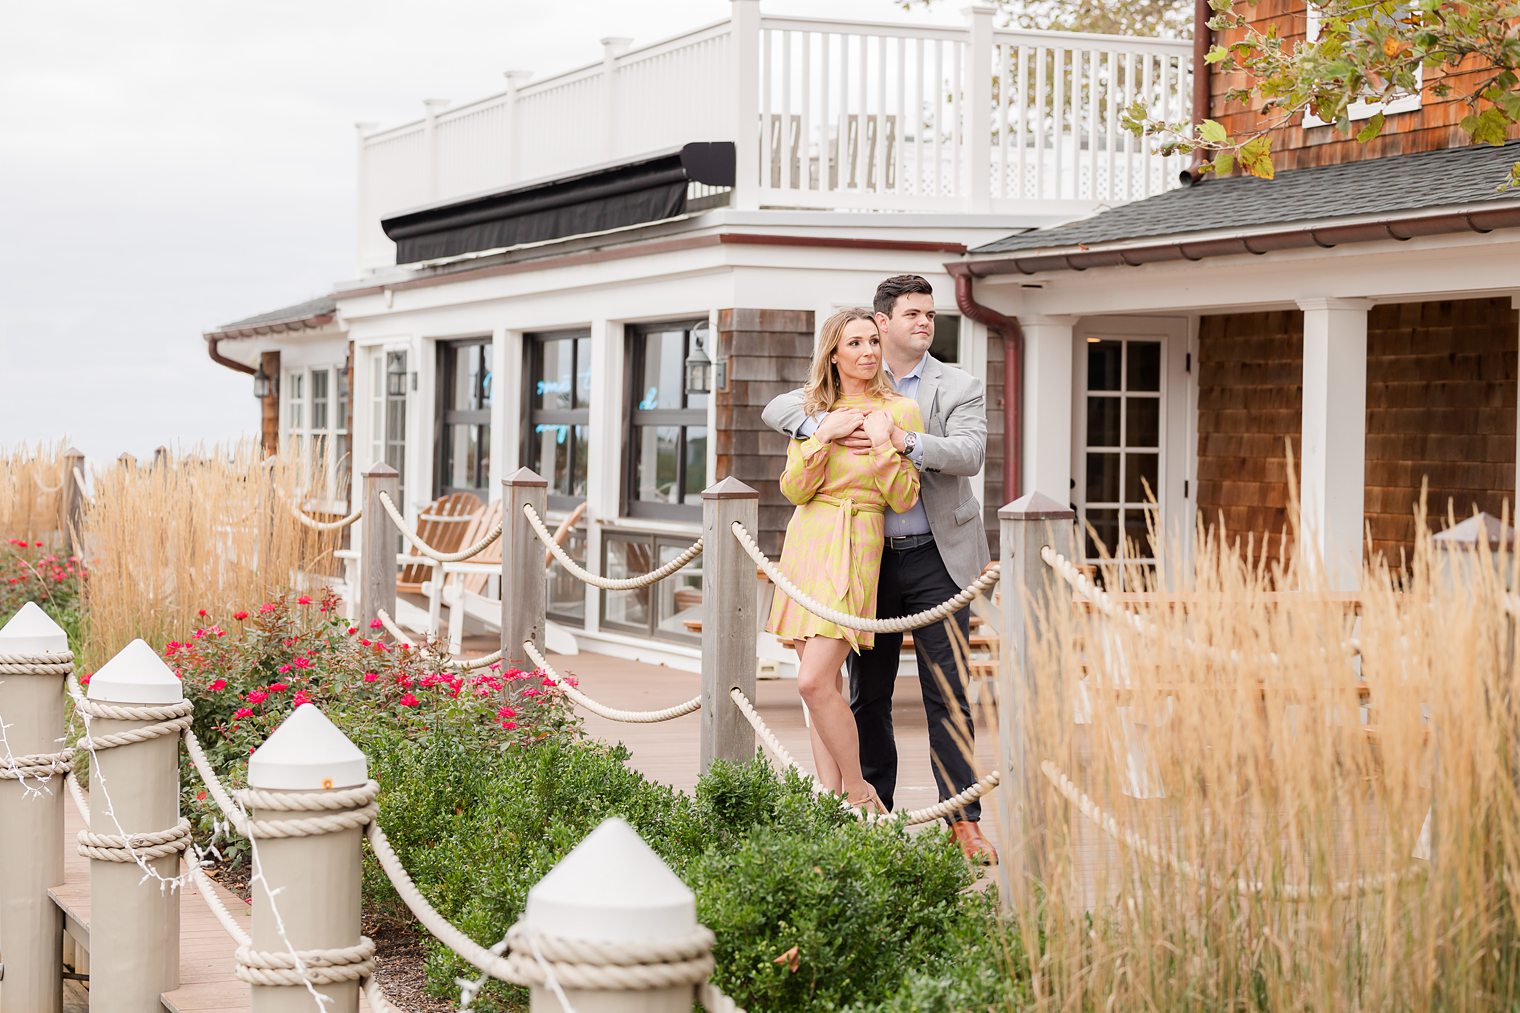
[884,532,935,550]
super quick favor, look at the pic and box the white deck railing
[355,3,1192,270]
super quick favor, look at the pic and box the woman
[766,307,922,812]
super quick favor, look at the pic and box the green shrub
[0,538,83,645]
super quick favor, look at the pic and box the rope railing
[544,501,588,569]
[525,641,703,723]
[34,471,66,494]
[287,499,363,532]
[525,502,704,590]
[731,521,1001,633]
[377,490,504,563]
[372,608,503,671]
[1039,759,1425,901]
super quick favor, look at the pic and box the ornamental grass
[76,441,344,669]
[1009,503,1520,1011]
[0,440,72,544]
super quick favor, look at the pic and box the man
[761,275,996,863]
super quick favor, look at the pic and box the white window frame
[281,364,351,509]
[1302,5,1422,126]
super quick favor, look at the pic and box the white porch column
[729,0,762,210]
[584,319,624,633]
[1021,315,1076,504]
[1297,297,1371,590]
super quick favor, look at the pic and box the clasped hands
[814,409,905,455]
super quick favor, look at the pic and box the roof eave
[202,312,339,342]
[960,202,1520,277]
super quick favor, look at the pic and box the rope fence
[731,521,1001,633]
[525,502,703,590]
[525,641,702,723]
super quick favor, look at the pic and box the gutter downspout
[204,334,257,376]
[949,268,1023,505]
[1186,0,1213,182]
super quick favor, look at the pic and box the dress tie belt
[812,494,883,600]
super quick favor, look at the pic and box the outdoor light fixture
[684,323,713,395]
[386,354,409,398]
[253,365,273,399]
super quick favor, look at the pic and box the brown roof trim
[338,232,969,300]
[203,313,337,341]
[960,204,1520,277]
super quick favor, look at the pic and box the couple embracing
[761,275,996,864]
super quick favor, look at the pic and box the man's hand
[848,421,907,455]
[814,409,865,444]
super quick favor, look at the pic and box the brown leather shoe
[950,821,999,866]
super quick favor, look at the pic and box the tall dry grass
[0,441,72,543]
[1003,509,1520,1010]
[78,443,344,669]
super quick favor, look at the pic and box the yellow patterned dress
[765,392,922,652]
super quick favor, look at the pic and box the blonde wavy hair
[802,307,899,416]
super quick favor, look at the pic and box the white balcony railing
[355,3,1192,271]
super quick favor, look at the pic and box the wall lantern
[253,364,273,399]
[684,323,713,395]
[386,353,410,398]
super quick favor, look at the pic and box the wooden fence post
[358,461,399,628]
[522,818,713,1012]
[85,638,186,1009]
[996,491,1076,909]
[245,704,369,1013]
[700,478,758,771]
[500,467,548,672]
[61,446,85,557]
[0,602,71,1013]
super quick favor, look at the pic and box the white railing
[355,4,1192,270]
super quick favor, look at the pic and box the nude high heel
[846,785,888,817]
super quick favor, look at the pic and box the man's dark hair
[873,274,934,317]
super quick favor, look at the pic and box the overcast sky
[0,0,954,464]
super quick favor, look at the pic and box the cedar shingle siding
[1196,311,1303,563]
[1212,1,1520,173]
[1364,298,1518,561]
[715,308,815,556]
[1197,299,1518,566]
[983,331,1005,556]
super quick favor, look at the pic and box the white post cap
[248,703,368,791]
[0,601,70,653]
[89,638,184,704]
[526,818,696,941]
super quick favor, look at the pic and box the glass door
[436,338,493,499]
[367,347,409,505]
[1078,336,1163,586]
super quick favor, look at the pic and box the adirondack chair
[419,501,583,656]
[397,491,483,593]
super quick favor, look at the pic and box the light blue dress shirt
[795,352,933,538]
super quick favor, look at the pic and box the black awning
[381,142,735,264]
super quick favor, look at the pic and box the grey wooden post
[358,462,399,627]
[61,446,85,556]
[501,468,548,672]
[700,478,759,771]
[996,491,1076,909]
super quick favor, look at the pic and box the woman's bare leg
[794,639,842,791]
[795,636,870,798]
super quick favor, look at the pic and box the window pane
[539,340,574,411]
[603,537,654,629]
[445,424,477,490]
[1086,397,1120,447]
[532,423,572,496]
[570,425,589,498]
[683,426,707,500]
[1085,508,1120,560]
[1123,508,1159,559]
[1124,452,1159,503]
[653,541,703,639]
[475,423,490,489]
[311,370,330,432]
[1127,341,1161,392]
[1126,397,1159,448]
[479,345,493,409]
[574,337,592,408]
[634,426,681,503]
[929,313,960,364]
[336,367,350,434]
[451,345,483,412]
[1088,340,1122,392]
[1085,452,1120,504]
[639,329,686,411]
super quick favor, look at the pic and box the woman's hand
[814,409,865,444]
[862,410,895,448]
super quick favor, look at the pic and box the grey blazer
[760,356,992,589]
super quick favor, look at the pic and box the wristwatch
[900,431,917,457]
